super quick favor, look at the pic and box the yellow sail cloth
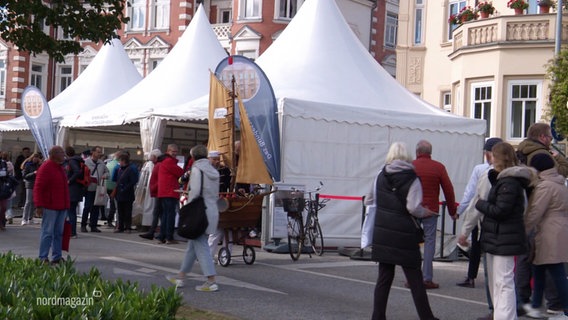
[207,72,234,170]
[207,72,272,185]
[236,95,272,184]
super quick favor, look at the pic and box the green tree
[0,0,129,63]
[546,48,568,137]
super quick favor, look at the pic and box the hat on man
[530,153,555,172]
[208,150,221,158]
[484,137,503,152]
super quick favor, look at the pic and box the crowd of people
[370,122,568,320]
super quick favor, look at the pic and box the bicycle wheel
[287,212,303,261]
[307,216,324,256]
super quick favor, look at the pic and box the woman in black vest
[371,142,439,320]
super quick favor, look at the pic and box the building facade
[0,0,399,121]
[397,0,563,150]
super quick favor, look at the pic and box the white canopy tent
[59,4,227,129]
[121,0,486,247]
[253,0,485,247]
[0,39,142,133]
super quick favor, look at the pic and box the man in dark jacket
[517,122,568,177]
[65,146,85,237]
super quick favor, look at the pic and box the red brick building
[0,0,397,121]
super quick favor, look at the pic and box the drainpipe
[369,0,377,53]
[555,0,563,55]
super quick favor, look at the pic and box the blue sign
[215,56,281,182]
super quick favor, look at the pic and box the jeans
[373,262,436,320]
[81,190,103,229]
[67,201,79,236]
[149,198,161,234]
[532,263,568,314]
[22,188,35,222]
[421,216,437,282]
[158,198,177,241]
[39,209,66,261]
[482,253,494,312]
[179,233,216,277]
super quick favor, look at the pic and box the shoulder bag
[177,170,209,239]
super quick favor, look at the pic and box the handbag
[177,170,209,239]
[361,174,379,249]
[94,183,108,206]
[62,220,72,252]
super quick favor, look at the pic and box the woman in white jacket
[167,145,220,291]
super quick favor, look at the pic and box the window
[509,82,540,139]
[385,12,398,49]
[220,9,232,23]
[442,92,452,112]
[128,0,146,30]
[152,0,169,29]
[148,59,162,73]
[57,66,73,94]
[277,0,302,19]
[239,0,261,19]
[30,64,44,91]
[0,60,5,97]
[448,0,466,40]
[472,83,493,137]
[414,0,424,45]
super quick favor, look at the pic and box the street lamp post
[556,0,563,55]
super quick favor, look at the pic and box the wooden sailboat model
[207,72,274,229]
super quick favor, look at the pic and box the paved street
[0,216,532,320]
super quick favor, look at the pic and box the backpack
[67,158,91,187]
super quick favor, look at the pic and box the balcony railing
[451,13,567,54]
[212,23,231,40]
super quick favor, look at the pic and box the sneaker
[81,226,88,233]
[156,239,166,244]
[166,275,184,288]
[524,304,546,319]
[21,220,28,226]
[28,219,35,225]
[106,223,115,229]
[195,281,218,292]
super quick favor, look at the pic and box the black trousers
[372,262,437,320]
[468,226,482,279]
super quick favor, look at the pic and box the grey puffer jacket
[186,159,220,235]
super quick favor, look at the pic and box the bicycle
[283,182,328,261]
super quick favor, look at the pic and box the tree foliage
[0,0,129,62]
[546,48,568,137]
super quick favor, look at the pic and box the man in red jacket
[34,146,70,265]
[412,140,457,289]
[156,144,184,244]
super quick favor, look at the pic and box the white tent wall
[278,98,485,248]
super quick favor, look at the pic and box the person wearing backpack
[65,146,86,237]
[81,146,108,233]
